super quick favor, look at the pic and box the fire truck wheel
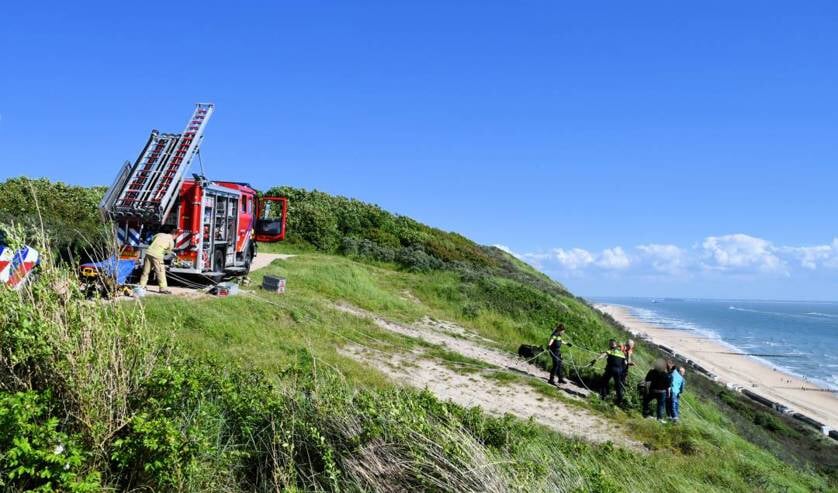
[213,249,226,273]
[243,247,253,274]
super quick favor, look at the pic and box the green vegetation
[0,177,108,260]
[142,250,836,491]
[266,186,569,296]
[0,180,835,491]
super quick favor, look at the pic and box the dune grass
[1,175,834,490]
[133,250,836,492]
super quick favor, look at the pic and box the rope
[165,271,215,291]
[566,350,597,394]
[568,343,602,356]
[520,349,547,364]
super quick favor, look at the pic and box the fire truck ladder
[103,103,215,223]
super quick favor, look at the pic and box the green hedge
[0,177,107,259]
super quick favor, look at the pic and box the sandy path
[597,304,838,431]
[333,303,589,396]
[334,303,643,450]
[250,252,295,271]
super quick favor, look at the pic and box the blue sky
[1,1,837,300]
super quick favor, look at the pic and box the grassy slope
[2,179,835,491]
[142,247,836,492]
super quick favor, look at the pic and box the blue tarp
[81,256,138,285]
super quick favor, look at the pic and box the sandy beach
[596,303,838,431]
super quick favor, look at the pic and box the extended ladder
[103,103,214,223]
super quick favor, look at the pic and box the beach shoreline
[595,303,838,432]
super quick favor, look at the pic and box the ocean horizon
[590,297,838,391]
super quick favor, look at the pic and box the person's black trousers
[643,390,667,419]
[548,349,564,383]
[600,367,624,403]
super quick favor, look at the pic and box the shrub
[0,177,108,260]
[461,303,480,319]
[357,238,395,263]
[339,236,359,256]
[397,246,443,272]
[292,201,341,251]
[264,186,500,272]
[0,391,100,492]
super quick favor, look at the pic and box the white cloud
[492,244,521,259]
[553,248,595,270]
[828,241,838,269]
[520,246,629,273]
[513,234,838,280]
[781,239,838,270]
[637,244,687,275]
[597,246,631,270]
[700,234,784,273]
[788,245,831,270]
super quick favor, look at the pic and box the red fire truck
[88,103,286,285]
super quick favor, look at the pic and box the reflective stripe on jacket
[605,348,625,369]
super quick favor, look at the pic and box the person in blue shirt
[668,366,686,422]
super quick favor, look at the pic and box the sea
[591,297,838,391]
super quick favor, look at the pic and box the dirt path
[334,303,588,396]
[250,252,295,271]
[334,303,643,450]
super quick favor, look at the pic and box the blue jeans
[643,390,667,419]
[667,393,681,420]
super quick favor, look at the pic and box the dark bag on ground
[518,344,543,359]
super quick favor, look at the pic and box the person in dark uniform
[592,339,627,404]
[547,323,572,385]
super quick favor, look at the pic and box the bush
[339,236,360,256]
[0,177,108,260]
[292,201,341,251]
[0,391,100,492]
[358,238,395,263]
[264,186,500,269]
[397,246,443,272]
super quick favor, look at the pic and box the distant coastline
[595,303,838,432]
[630,304,836,389]
[592,297,838,391]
